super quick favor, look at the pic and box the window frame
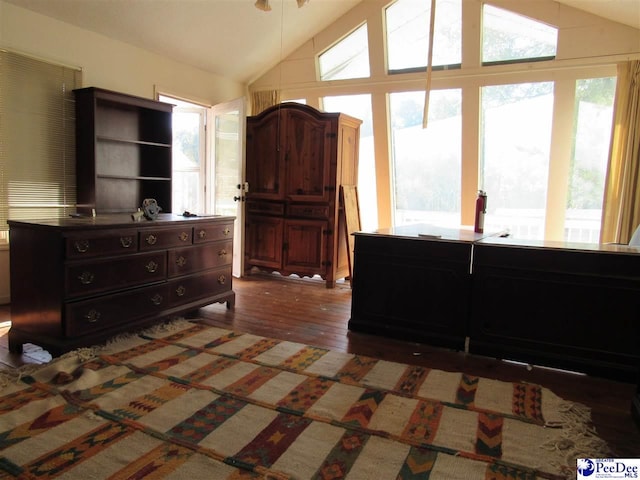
[481,3,558,66]
[384,0,462,73]
[318,22,371,81]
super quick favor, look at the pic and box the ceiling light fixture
[254,0,271,11]
[254,0,310,11]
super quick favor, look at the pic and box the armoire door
[284,109,333,204]
[246,110,286,201]
[282,218,327,275]
[245,215,283,269]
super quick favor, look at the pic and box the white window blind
[0,50,81,239]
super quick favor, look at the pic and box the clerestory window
[385,0,461,73]
[482,4,557,65]
[318,23,370,81]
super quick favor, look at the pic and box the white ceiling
[557,0,640,30]
[5,0,640,85]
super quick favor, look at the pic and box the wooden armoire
[245,103,362,288]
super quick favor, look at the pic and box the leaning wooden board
[340,185,361,283]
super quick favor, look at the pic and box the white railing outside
[395,209,601,243]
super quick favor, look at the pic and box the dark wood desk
[633,372,640,428]
[349,225,640,383]
[349,224,488,350]
[471,237,640,382]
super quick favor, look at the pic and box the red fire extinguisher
[474,190,487,233]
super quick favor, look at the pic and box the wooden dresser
[7,214,235,356]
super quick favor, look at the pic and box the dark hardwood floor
[1,271,639,458]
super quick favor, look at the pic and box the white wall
[0,0,248,304]
[0,1,246,103]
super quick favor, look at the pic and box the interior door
[210,97,246,277]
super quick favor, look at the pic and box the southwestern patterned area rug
[0,320,609,480]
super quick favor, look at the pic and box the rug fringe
[0,317,194,392]
[0,363,41,390]
[542,398,611,479]
[98,317,196,355]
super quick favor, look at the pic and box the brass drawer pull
[150,294,163,305]
[218,249,227,257]
[145,261,158,273]
[145,234,157,245]
[176,256,187,267]
[78,271,95,285]
[218,274,226,284]
[74,240,90,253]
[198,229,207,239]
[84,309,101,323]
[176,285,186,297]
[179,231,189,242]
[120,236,133,248]
[223,227,231,236]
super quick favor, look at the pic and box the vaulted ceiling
[4,0,640,84]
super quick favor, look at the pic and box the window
[385,0,461,73]
[0,50,81,242]
[389,89,462,227]
[565,77,616,242]
[303,1,619,244]
[319,24,370,81]
[159,95,206,214]
[322,94,377,230]
[480,82,554,239]
[482,5,557,65]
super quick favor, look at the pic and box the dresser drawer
[66,230,138,259]
[65,283,169,337]
[139,226,192,250]
[65,252,167,298]
[193,222,234,244]
[168,240,233,278]
[167,266,232,307]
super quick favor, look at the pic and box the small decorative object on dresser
[142,198,162,220]
[7,214,235,356]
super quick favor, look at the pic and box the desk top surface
[356,223,640,254]
[356,223,504,243]
[7,213,235,231]
[476,235,640,254]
